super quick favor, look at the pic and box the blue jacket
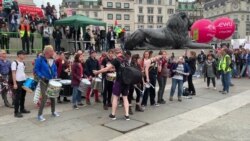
[34,56,57,80]
[247,54,250,65]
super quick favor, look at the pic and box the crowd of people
[0,42,249,121]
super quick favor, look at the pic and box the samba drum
[106,72,116,81]
[59,80,72,97]
[22,78,38,93]
[46,80,62,98]
[78,79,91,93]
[91,77,102,92]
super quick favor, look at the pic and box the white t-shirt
[11,61,26,82]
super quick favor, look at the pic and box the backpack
[118,57,142,85]
[183,87,190,96]
[8,60,25,85]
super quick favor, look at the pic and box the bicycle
[0,77,15,108]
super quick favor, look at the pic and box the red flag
[115,20,118,26]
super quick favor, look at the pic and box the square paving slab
[104,119,147,133]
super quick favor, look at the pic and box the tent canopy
[54,15,106,28]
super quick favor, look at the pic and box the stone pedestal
[17,0,35,6]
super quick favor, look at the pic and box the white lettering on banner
[219,30,233,34]
[217,22,233,28]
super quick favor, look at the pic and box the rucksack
[118,57,142,85]
[183,87,190,96]
[8,60,25,85]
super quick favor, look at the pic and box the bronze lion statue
[125,12,211,50]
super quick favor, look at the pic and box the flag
[115,20,118,26]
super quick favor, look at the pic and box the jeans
[221,72,230,93]
[38,80,56,116]
[157,76,167,102]
[14,81,26,114]
[21,37,30,54]
[170,78,183,97]
[141,74,157,106]
[248,65,250,77]
[55,39,61,52]
[197,63,204,76]
[72,87,82,105]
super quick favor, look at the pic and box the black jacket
[85,57,100,77]
[107,31,116,42]
[185,57,196,75]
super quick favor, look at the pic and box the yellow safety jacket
[19,24,30,38]
[218,54,231,72]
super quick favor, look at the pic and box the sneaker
[152,103,160,107]
[103,105,108,110]
[219,90,224,93]
[169,97,173,101]
[214,87,217,90]
[78,103,84,107]
[135,105,144,112]
[141,105,146,110]
[63,98,70,102]
[14,113,23,118]
[159,100,166,104]
[129,106,133,115]
[107,103,112,107]
[124,115,130,121]
[95,99,101,103]
[73,105,79,110]
[37,115,46,121]
[21,109,30,114]
[52,112,60,117]
[109,114,116,120]
[57,100,62,104]
[221,91,228,94]
[206,86,209,89]
[178,97,182,102]
[86,100,91,105]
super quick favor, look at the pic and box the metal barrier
[0,32,43,53]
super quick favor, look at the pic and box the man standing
[94,49,130,120]
[53,26,62,52]
[19,20,30,54]
[107,27,116,50]
[42,22,51,50]
[218,49,231,94]
[12,50,30,118]
[34,45,60,121]
[30,19,36,53]
[197,50,206,77]
[0,50,13,107]
[84,28,91,50]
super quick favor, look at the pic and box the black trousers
[14,81,26,114]
[128,84,142,104]
[109,41,115,49]
[42,37,50,50]
[55,39,61,52]
[30,34,34,52]
[141,75,156,106]
[21,37,30,54]
[1,37,9,53]
[188,74,196,94]
[207,77,216,87]
[102,79,113,106]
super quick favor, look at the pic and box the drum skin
[121,67,142,85]
[22,78,38,93]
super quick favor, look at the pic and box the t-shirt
[173,64,184,80]
[11,61,26,82]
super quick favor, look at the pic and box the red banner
[19,5,44,18]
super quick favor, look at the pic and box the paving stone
[104,119,146,133]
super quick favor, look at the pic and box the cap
[89,50,96,55]
[17,50,26,56]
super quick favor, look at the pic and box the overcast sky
[33,0,62,10]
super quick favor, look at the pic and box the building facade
[176,0,203,23]
[134,0,176,30]
[204,0,250,39]
[102,0,134,32]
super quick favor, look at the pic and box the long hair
[141,50,149,68]
[74,54,81,63]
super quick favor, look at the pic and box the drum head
[82,79,91,85]
[60,80,71,85]
[49,80,62,87]
[94,78,102,82]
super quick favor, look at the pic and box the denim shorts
[112,80,129,97]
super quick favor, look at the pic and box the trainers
[86,100,91,105]
[21,109,30,114]
[178,97,182,102]
[214,87,217,90]
[78,103,84,107]
[135,105,144,112]
[206,86,209,89]
[221,91,228,94]
[152,103,160,107]
[37,115,46,121]
[103,105,108,110]
[95,99,101,103]
[52,112,60,117]
[73,105,79,110]
[109,114,116,120]
[169,97,173,101]
[14,113,23,118]
[125,115,130,121]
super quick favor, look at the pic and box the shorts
[112,80,129,97]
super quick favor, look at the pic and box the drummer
[34,45,60,122]
[85,50,101,105]
[101,49,114,110]
[55,52,71,103]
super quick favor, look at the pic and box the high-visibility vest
[219,54,231,72]
[20,24,30,38]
